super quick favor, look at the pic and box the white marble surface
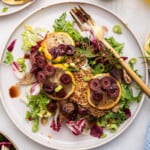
[0,0,150,150]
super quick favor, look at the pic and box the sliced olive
[89,78,101,92]
[36,71,46,83]
[47,101,57,113]
[60,73,72,84]
[56,88,67,98]
[92,90,103,102]
[30,51,38,64]
[58,44,67,56]
[44,65,56,77]
[30,64,40,74]
[107,83,119,99]
[78,107,89,115]
[49,47,59,59]
[66,45,75,56]
[62,103,75,115]
[36,55,47,68]
[43,82,56,94]
[101,76,111,90]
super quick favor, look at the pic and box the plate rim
[0,0,36,16]
[0,1,148,150]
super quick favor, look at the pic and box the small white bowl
[0,131,18,150]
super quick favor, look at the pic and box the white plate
[0,1,148,150]
[0,0,35,16]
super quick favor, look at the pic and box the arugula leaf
[53,12,83,41]
[105,36,124,54]
[3,51,14,65]
[76,47,97,58]
[121,83,142,102]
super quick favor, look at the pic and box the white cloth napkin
[145,123,150,150]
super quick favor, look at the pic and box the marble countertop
[0,0,150,150]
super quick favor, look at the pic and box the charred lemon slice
[42,64,75,100]
[41,32,75,62]
[87,73,121,110]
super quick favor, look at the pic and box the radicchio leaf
[7,39,16,52]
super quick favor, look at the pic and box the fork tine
[78,5,96,26]
[72,7,87,24]
[70,10,85,32]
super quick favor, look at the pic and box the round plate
[0,0,35,16]
[0,1,148,150]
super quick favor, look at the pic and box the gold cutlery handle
[102,39,150,97]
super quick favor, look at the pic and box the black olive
[56,88,67,98]
[78,107,89,116]
[49,47,59,59]
[60,73,72,84]
[47,101,57,113]
[89,78,101,92]
[92,90,103,102]
[44,65,56,77]
[107,83,119,99]
[101,76,111,90]
[36,71,46,83]
[43,82,56,94]
[57,44,67,56]
[66,45,75,56]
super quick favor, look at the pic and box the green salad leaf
[25,90,51,132]
[22,24,47,52]
[53,12,83,41]
[3,51,14,65]
[121,82,142,103]
[105,36,124,54]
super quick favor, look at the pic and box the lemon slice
[42,64,75,100]
[87,73,121,110]
[41,32,75,61]
[144,33,150,61]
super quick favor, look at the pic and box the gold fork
[70,6,150,97]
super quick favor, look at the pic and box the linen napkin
[145,123,150,150]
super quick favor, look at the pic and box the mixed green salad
[4,12,142,138]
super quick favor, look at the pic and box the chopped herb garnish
[55,85,63,93]
[112,24,122,34]
[2,7,8,13]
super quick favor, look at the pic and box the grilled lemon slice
[42,64,75,100]
[41,32,75,62]
[87,73,121,110]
